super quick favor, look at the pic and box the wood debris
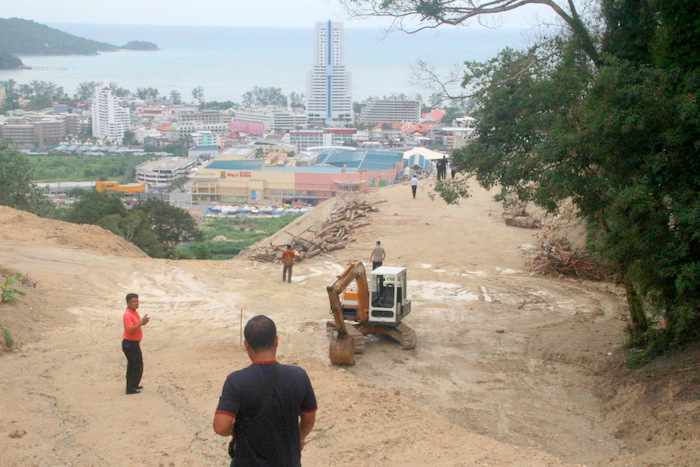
[247,199,383,263]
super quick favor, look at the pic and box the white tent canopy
[403,147,447,161]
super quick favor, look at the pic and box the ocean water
[0,23,537,101]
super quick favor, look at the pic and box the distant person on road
[213,315,317,467]
[122,293,149,395]
[370,240,386,270]
[281,244,298,283]
[410,174,418,199]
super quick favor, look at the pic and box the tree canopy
[350,0,700,361]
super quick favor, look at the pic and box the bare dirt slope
[0,182,696,466]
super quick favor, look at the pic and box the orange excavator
[326,261,416,365]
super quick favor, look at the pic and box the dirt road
[0,181,641,466]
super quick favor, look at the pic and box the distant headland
[0,17,159,70]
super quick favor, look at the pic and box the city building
[233,109,307,134]
[0,113,82,148]
[306,21,353,127]
[191,148,404,203]
[289,128,357,152]
[431,127,475,150]
[360,99,422,124]
[135,157,197,190]
[192,130,218,147]
[91,84,131,142]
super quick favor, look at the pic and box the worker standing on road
[213,315,317,467]
[281,244,297,283]
[410,174,418,199]
[370,240,386,270]
[122,293,149,395]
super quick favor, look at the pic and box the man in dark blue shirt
[213,315,317,467]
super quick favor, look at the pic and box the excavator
[326,261,416,365]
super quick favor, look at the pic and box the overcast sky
[4,0,558,28]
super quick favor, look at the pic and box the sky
[3,0,559,28]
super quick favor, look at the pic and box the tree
[134,199,200,256]
[354,0,700,360]
[344,0,601,66]
[17,80,68,110]
[241,86,287,107]
[109,82,131,97]
[66,191,126,225]
[0,80,20,112]
[122,130,138,147]
[170,90,182,105]
[136,87,159,101]
[98,211,165,257]
[75,81,99,101]
[0,143,53,215]
[192,86,205,107]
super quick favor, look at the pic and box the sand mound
[0,206,145,258]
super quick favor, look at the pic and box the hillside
[0,50,24,70]
[0,18,159,69]
[0,183,698,466]
[0,18,117,56]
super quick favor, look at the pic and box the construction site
[1,180,699,466]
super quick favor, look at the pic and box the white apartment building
[91,84,131,142]
[234,109,307,133]
[307,21,353,127]
[360,99,422,124]
[135,157,197,190]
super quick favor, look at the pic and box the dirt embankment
[0,206,146,258]
[0,182,698,466]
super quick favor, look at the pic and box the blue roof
[315,148,403,171]
[207,160,264,170]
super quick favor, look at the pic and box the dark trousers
[372,261,382,270]
[411,186,417,198]
[282,264,293,283]
[122,339,143,393]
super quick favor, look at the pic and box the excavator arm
[326,261,370,365]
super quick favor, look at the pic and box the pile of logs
[529,236,609,281]
[247,199,383,263]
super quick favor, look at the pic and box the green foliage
[0,143,54,215]
[169,90,182,105]
[136,87,159,101]
[122,131,138,147]
[16,81,68,110]
[134,199,200,256]
[242,86,287,107]
[417,0,700,359]
[27,154,153,182]
[0,18,117,55]
[0,51,23,70]
[434,179,470,205]
[2,326,13,349]
[1,274,25,304]
[0,80,20,112]
[67,191,126,224]
[177,216,300,260]
[74,81,99,101]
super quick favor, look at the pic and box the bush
[1,274,25,304]
[1,326,13,349]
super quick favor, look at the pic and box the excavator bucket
[329,334,355,366]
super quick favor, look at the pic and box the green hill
[0,50,24,70]
[122,41,159,51]
[0,18,160,70]
[0,18,118,56]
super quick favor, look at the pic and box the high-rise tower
[306,21,353,127]
[91,83,130,142]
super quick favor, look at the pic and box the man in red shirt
[281,244,298,283]
[122,293,149,395]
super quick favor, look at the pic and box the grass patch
[28,154,158,182]
[2,326,13,349]
[177,215,301,260]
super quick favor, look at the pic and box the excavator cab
[368,266,411,325]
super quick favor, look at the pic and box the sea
[0,23,538,101]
